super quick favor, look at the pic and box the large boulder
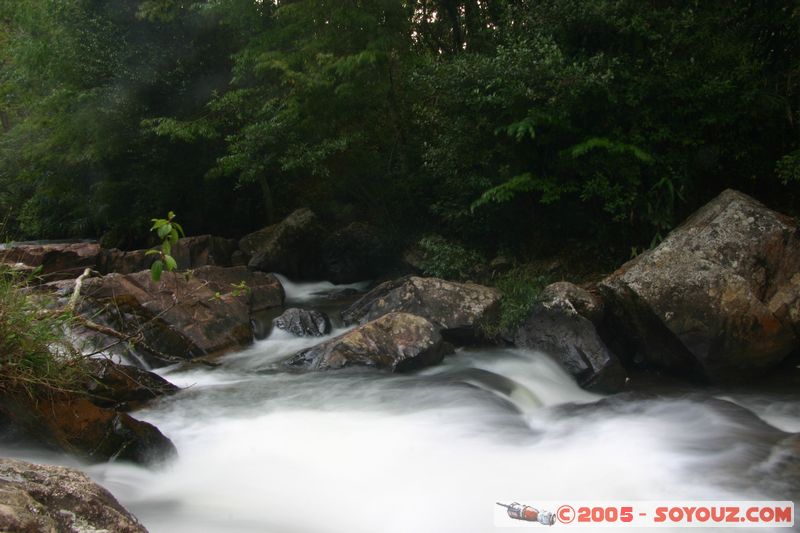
[288,312,453,371]
[0,241,101,280]
[273,308,332,337]
[77,266,284,367]
[515,282,626,392]
[99,234,238,274]
[240,208,322,278]
[0,458,148,532]
[320,222,389,283]
[0,393,176,465]
[598,189,800,381]
[342,276,501,343]
[84,359,179,411]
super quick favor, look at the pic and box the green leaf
[164,254,178,271]
[157,223,173,239]
[172,221,186,238]
[151,260,164,282]
[162,239,171,255]
[145,249,160,256]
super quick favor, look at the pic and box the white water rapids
[3,278,798,532]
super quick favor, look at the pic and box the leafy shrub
[485,265,551,336]
[417,235,485,281]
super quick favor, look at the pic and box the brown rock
[289,312,453,371]
[0,458,148,532]
[0,241,100,281]
[599,189,800,381]
[99,234,239,274]
[0,393,176,465]
[78,267,284,366]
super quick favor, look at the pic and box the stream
[4,277,799,532]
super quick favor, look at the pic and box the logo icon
[497,502,556,526]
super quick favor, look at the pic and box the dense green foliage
[1,1,799,264]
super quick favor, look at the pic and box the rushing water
[3,279,799,532]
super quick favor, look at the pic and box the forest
[1,0,798,267]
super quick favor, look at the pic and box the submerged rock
[515,282,625,392]
[288,312,453,371]
[240,208,322,278]
[599,189,800,381]
[0,458,148,532]
[273,308,332,337]
[77,266,284,366]
[342,276,501,343]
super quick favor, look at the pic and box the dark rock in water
[599,189,800,382]
[0,241,101,281]
[77,266,284,367]
[288,312,453,371]
[315,287,362,301]
[342,276,501,343]
[0,393,176,466]
[515,282,626,393]
[273,308,332,337]
[320,222,388,284]
[0,458,149,532]
[240,208,322,278]
[84,359,179,411]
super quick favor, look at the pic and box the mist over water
[5,279,797,533]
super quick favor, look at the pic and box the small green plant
[417,235,485,281]
[480,265,551,337]
[147,211,185,282]
[209,281,251,302]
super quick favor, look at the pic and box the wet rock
[342,276,501,343]
[0,458,148,532]
[0,394,176,465]
[77,267,284,366]
[515,282,625,392]
[192,265,285,313]
[84,359,179,411]
[0,241,101,281]
[289,312,453,371]
[599,189,800,382]
[240,208,322,278]
[273,308,332,337]
[320,222,388,284]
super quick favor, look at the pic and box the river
[4,277,799,532]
